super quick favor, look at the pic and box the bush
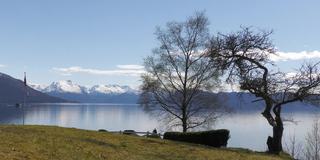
[145,134,161,139]
[123,130,138,136]
[163,129,230,147]
[98,129,108,132]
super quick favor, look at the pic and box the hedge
[163,129,230,147]
[123,130,138,136]
[98,129,108,132]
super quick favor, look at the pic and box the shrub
[98,129,108,132]
[163,129,230,147]
[145,134,161,138]
[123,130,138,136]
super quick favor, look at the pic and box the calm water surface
[0,103,317,151]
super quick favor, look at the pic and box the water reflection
[0,103,158,132]
[0,103,318,151]
[216,111,319,151]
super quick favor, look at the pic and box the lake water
[0,103,318,151]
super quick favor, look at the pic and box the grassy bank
[0,125,291,160]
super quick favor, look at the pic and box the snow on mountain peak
[30,80,138,95]
[45,80,84,94]
[90,84,127,94]
[29,83,49,91]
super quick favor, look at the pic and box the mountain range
[0,72,318,112]
[0,73,67,104]
[30,80,320,112]
[30,80,140,103]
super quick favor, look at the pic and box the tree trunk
[182,119,187,133]
[182,103,187,133]
[182,113,187,132]
[267,123,284,153]
[267,106,284,154]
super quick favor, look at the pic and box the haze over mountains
[30,80,139,103]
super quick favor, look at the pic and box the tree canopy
[209,27,320,153]
[140,12,226,132]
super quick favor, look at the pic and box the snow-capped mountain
[0,72,68,103]
[44,80,87,94]
[30,80,139,103]
[31,80,138,94]
[23,79,320,111]
[89,84,138,94]
[29,83,48,91]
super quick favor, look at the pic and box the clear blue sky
[0,0,319,87]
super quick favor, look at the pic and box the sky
[0,0,319,87]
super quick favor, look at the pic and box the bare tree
[285,133,303,160]
[209,27,320,153]
[305,119,320,160]
[140,12,226,132]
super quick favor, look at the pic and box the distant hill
[219,92,320,113]
[0,73,68,103]
[29,80,320,111]
[31,80,139,103]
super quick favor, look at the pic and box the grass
[0,125,291,160]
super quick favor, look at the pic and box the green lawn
[0,125,291,160]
